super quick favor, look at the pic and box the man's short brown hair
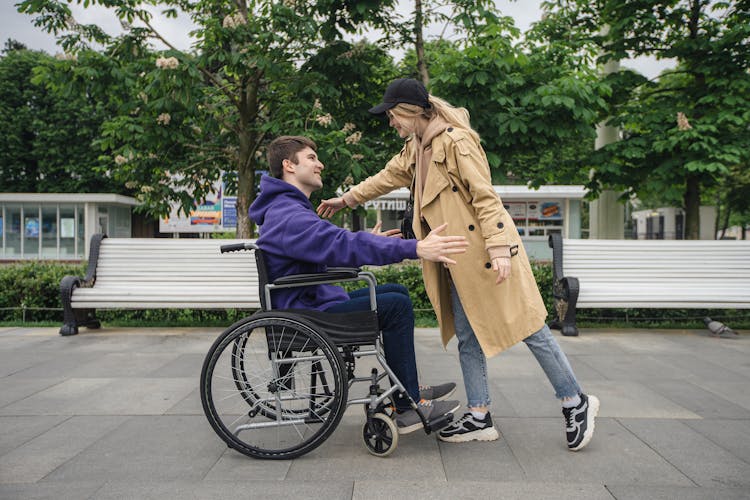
[267,136,317,178]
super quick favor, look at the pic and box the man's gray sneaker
[419,382,457,401]
[394,399,461,435]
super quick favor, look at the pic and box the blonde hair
[390,96,481,143]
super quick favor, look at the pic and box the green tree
[424,15,609,185]
[0,40,123,193]
[18,0,399,237]
[543,0,750,239]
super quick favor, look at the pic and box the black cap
[368,78,431,115]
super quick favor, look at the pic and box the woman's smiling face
[387,108,414,139]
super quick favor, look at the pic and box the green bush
[0,262,85,321]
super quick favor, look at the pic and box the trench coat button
[468,224,475,231]
[452,186,458,192]
[447,127,453,132]
[497,222,504,229]
[485,262,491,269]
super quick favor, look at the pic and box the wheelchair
[200,242,455,460]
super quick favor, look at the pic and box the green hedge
[0,262,86,321]
[1,260,748,329]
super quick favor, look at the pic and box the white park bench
[60,234,260,335]
[547,233,750,336]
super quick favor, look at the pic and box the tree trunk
[719,205,731,240]
[236,128,256,239]
[415,0,429,86]
[684,173,700,239]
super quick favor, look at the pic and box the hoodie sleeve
[266,206,418,267]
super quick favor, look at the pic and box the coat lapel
[420,142,449,209]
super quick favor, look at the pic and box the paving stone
[580,380,700,419]
[285,419,446,481]
[0,376,66,409]
[0,416,128,483]
[148,353,206,377]
[0,481,103,500]
[42,416,225,482]
[62,352,181,377]
[497,417,694,486]
[684,419,750,464]
[93,480,353,500]
[690,380,750,412]
[649,380,750,419]
[607,484,750,500]
[353,480,612,500]
[0,378,114,416]
[164,388,205,415]
[619,418,750,488]
[0,415,69,456]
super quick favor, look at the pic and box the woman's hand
[370,222,403,238]
[416,223,469,265]
[317,197,347,218]
[492,256,511,284]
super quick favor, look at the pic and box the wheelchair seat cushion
[275,309,380,346]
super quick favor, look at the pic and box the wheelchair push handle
[220,242,258,253]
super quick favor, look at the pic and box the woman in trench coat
[318,78,599,450]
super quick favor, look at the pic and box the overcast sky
[2,0,673,79]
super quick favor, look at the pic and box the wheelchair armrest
[273,269,360,286]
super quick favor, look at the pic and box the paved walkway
[1,325,749,499]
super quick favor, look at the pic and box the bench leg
[552,277,580,337]
[60,276,80,336]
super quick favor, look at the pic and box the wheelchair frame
[200,242,451,460]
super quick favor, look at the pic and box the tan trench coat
[349,127,548,358]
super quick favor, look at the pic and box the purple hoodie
[249,175,419,311]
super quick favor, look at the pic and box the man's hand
[416,223,469,264]
[317,197,346,218]
[370,222,403,238]
[492,256,511,284]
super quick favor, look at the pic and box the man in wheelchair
[249,135,467,434]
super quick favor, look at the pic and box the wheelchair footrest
[425,411,455,434]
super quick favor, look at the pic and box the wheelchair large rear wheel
[201,313,347,459]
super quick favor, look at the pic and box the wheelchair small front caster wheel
[362,413,398,457]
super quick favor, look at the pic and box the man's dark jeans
[324,283,419,410]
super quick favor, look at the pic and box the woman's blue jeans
[450,284,581,407]
[324,283,419,410]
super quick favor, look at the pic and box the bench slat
[559,238,750,309]
[69,238,262,310]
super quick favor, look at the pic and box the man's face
[284,146,324,196]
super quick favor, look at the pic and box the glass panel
[110,206,131,237]
[41,206,58,259]
[5,205,21,257]
[23,204,40,259]
[59,205,76,258]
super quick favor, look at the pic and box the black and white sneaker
[437,411,500,443]
[563,394,600,451]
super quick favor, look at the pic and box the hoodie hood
[249,175,311,227]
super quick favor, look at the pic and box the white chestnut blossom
[316,113,333,127]
[345,131,362,145]
[676,112,692,131]
[155,56,179,69]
